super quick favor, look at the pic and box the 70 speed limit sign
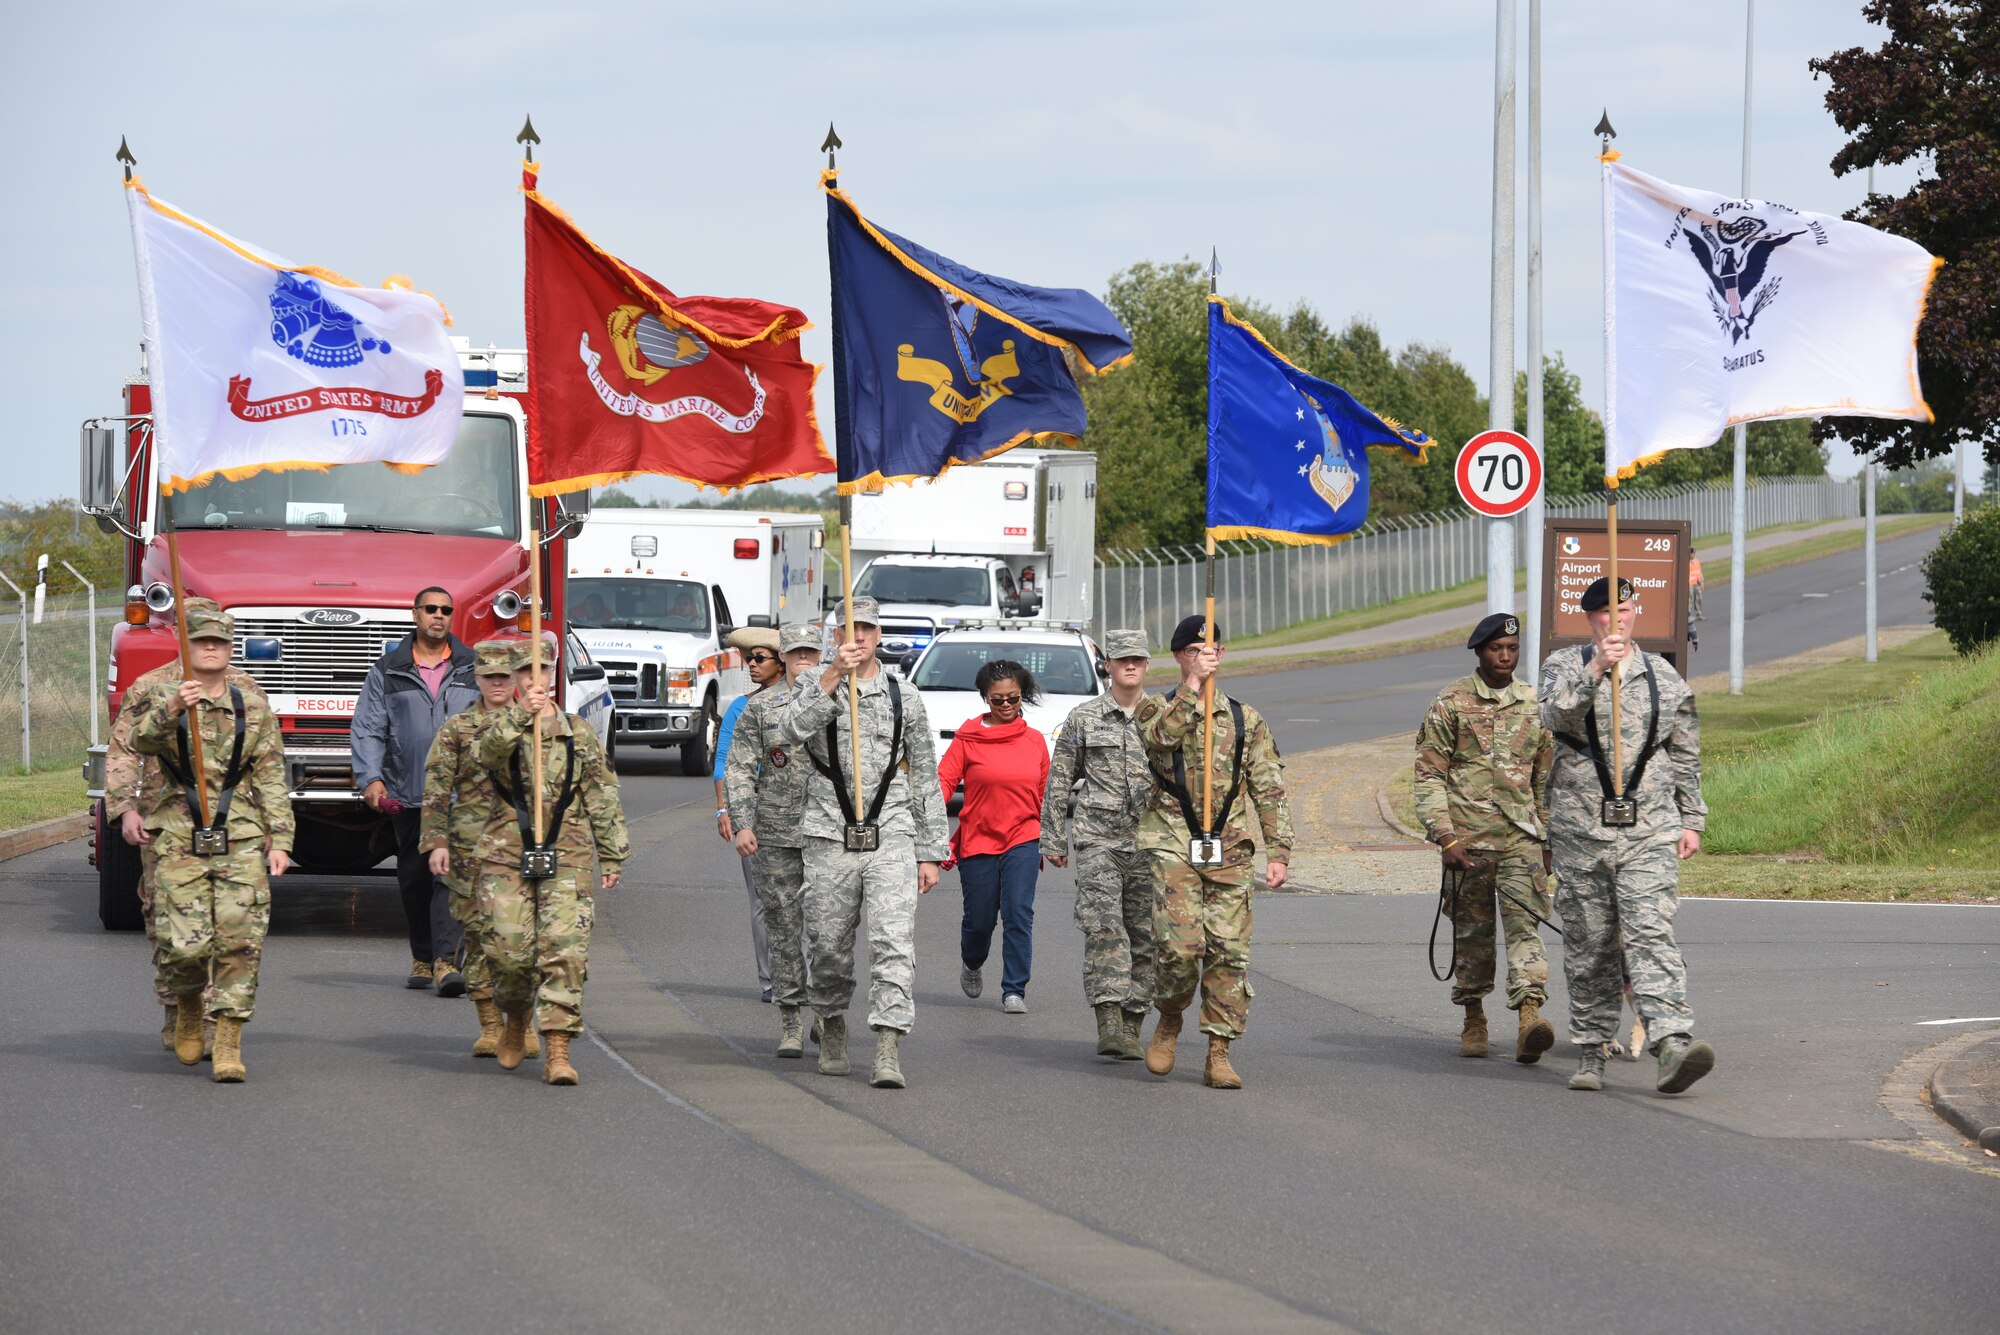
[1455,430,1543,517]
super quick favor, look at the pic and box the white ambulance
[567,508,825,774]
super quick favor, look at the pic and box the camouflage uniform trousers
[151,833,271,1022]
[445,848,495,1003]
[480,863,593,1036]
[1149,847,1255,1040]
[137,842,178,1006]
[1447,841,1552,1009]
[1551,834,1692,1048]
[802,834,917,1034]
[1073,845,1157,1013]
[751,845,812,1010]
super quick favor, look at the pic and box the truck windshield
[570,577,710,634]
[913,642,1098,697]
[165,413,520,539]
[854,563,990,607]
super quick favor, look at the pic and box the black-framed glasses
[419,603,453,616]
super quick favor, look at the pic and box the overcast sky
[2,1,1919,507]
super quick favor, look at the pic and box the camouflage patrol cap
[779,624,822,655]
[512,630,561,673]
[1103,629,1150,660]
[1579,576,1636,612]
[828,596,881,627]
[474,638,517,677]
[1467,612,1521,650]
[182,597,233,642]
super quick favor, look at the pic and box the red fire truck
[78,343,589,929]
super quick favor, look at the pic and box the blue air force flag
[1206,298,1429,545]
[823,174,1131,493]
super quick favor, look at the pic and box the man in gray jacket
[352,587,480,992]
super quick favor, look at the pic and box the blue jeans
[959,840,1039,998]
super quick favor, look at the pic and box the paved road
[4,529,1989,1335]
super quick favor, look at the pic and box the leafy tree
[0,500,123,590]
[1514,354,1607,499]
[1921,504,2000,652]
[1876,457,1956,513]
[1810,2,1999,471]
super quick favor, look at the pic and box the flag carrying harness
[807,676,904,853]
[493,731,578,880]
[1553,647,1661,828]
[1148,689,1246,849]
[159,686,250,857]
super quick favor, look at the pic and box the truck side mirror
[900,651,921,674]
[538,488,591,534]
[80,426,119,512]
[569,662,606,682]
[748,613,773,628]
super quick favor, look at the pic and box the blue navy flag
[1206,297,1429,545]
[824,174,1132,493]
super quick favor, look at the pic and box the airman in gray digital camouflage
[1414,612,1557,1063]
[1040,628,1157,1061]
[781,597,948,1090]
[129,601,292,1082]
[1540,576,1715,1095]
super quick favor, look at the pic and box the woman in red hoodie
[938,660,1050,1014]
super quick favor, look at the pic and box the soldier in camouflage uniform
[103,598,266,1056]
[781,597,948,1090]
[1039,628,1157,1061]
[1136,616,1293,1090]
[474,634,629,1086]
[1540,576,1715,1095]
[418,639,525,1059]
[725,622,821,1058]
[130,602,293,1082]
[1414,613,1557,1063]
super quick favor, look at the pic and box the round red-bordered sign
[1455,430,1543,518]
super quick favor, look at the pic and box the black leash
[1428,858,1565,983]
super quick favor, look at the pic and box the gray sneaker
[960,963,983,999]
[1002,994,1027,1015]
[1569,1050,1607,1091]
[1655,1035,1716,1094]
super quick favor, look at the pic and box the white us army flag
[1602,158,1940,486]
[125,178,463,493]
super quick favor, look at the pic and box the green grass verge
[0,769,88,831]
[1680,857,2000,904]
[1698,513,1944,587]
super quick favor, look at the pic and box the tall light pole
[1523,0,1544,678]
[1864,162,1878,664]
[1487,0,1517,617]
[1728,0,1754,695]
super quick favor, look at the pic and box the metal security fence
[1092,475,1858,648]
[0,565,116,774]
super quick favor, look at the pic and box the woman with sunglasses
[714,628,786,1002]
[938,660,1050,1014]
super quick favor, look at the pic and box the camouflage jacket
[1413,673,1554,851]
[722,683,808,850]
[472,706,630,870]
[1538,646,1706,844]
[1134,687,1294,862]
[780,669,949,862]
[105,661,267,822]
[130,677,293,850]
[417,703,511,858]
[1039,693,1151,855]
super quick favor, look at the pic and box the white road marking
[1916,1017,2000,1026]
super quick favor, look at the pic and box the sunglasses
[745,652,777,665]
[985,692,1023,706]
[418,603,453,616]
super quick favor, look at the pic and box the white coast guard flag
[1602,159,1940,485]
[125,180,463,493]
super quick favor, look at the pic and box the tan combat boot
[523,1025,541,1060]
[1094,1003,1124,1058]
[542,1032,578,1086]
[1459,1001,1489,1058]
[471,998,503,1058]
[869,1027,905,1089]
[1516,1000,1555,1065]
[210,1017,246,1082]
[1145,1006,1184,1076]
[1119,1009,1146,1061]
[161,1003,176,1052]
[202,1019,216,1061]
[496,1007,530,1070]
[172,993,205,1066]
[1203,1035,1243,1090]
[776,1006,805,1059]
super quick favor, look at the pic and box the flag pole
[163,513,212,829]
[1201,248,1220,837]
[521,119,545,846]
[824,123,864,820]
[1598,112,1624,796]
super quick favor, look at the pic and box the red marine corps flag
[522,161,831,495]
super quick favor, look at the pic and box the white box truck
[847,449,1095,668]
[568,508,824,773]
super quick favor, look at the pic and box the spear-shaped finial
[115,136,136,182]
[821,122,842,172]
[1208,246,1220,296]
[1594,109,1617,155]
[517,115,541,163]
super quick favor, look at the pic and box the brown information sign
[1541,518,1691,673]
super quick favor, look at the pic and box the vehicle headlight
[664,669,695,705]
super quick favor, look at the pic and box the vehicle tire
[605,722,620,773]
[96,801,145,933]
[679,694,718,776]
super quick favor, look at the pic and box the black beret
[1468,613,1521,650]
[1170,615,1219,653]
[1579,576,1635,612]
